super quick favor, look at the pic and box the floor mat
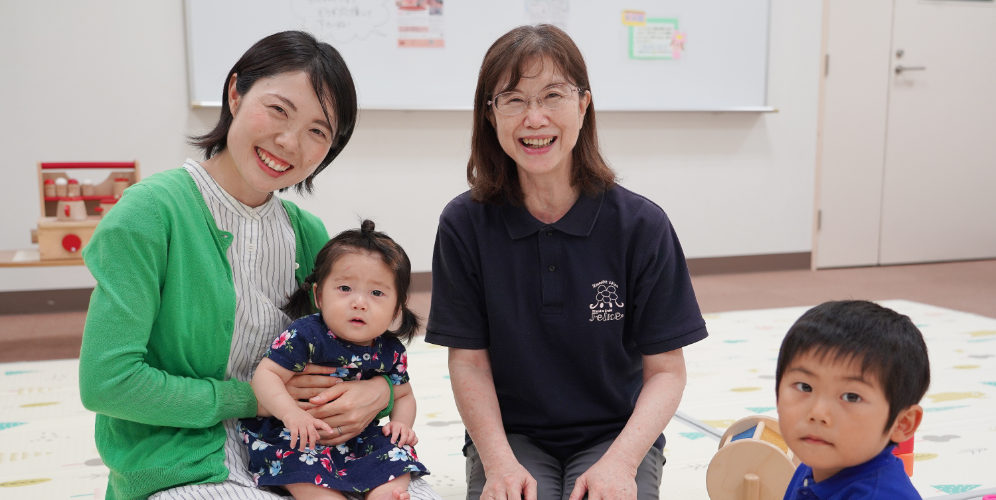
[1,300,992,499]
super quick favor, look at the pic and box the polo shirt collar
[807,445,898,498]
[501,190,604,239]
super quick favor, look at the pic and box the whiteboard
[185,0,771,111]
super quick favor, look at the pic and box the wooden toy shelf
[29,161,141,262]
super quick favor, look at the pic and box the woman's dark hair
[190,30,358,195]
[775,300,931,435]
[468,24,616,205]
[283,220,420,345]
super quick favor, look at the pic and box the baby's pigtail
[282,274,318,320]
[391,307,422,346]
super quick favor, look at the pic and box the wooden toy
[891,435,914,476]
[707,416,800,500]
[893,435,914,455]
[56,198,88,222]
[34,162,140,260]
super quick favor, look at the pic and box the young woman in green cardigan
[79,31,418,500]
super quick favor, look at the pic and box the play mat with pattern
[1,300,993,499]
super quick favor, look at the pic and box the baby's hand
[392,486,411,500]
[382,421,418,447]
[282,409,335,452]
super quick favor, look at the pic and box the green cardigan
[79,168,329,500]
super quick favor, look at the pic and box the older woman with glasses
[425,25,708,500]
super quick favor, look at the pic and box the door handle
[895,65,926,74]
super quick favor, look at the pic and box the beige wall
[0,0,824,292]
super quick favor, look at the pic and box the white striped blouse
[182,159,298,497]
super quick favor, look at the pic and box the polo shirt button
[247,243,257,252]
[546,231,554,236]
[362,353,371,361]
[548,265,556,272]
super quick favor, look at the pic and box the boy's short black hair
[775,300,930,433]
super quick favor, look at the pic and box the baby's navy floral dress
[238,314,427,492]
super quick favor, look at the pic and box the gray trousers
[465,434,663,500]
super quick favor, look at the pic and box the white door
[878,0,996,264]
[815,0,996,268]
[814,0,895,268]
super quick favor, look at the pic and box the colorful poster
[621,10,645,26]
[397,0,444,48]
[627,16,684,60]
[526,0,570,30]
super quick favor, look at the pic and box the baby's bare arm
[382,383,418,446]
[390,382,415,427]
[252,358,333,449]
[252,358,307,421]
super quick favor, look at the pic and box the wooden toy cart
[34,162,140,260]
[706,416,800,500]
[706,416,914,500]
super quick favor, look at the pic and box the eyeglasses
[488,84,583,116]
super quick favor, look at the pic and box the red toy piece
[891,436,914,476]
[893,436,914,455]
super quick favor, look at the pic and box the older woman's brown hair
[468,24,616,205]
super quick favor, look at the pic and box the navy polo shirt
[426,186,708,461]
[784,445,921,499]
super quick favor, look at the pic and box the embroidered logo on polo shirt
[590,280,625,322]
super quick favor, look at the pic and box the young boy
[775,300,930,499]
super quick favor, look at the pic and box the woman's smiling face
[222,70,335,205]
[491,58,590,184]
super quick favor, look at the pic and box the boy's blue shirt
[783,445,921,499]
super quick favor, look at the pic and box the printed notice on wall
[291,0,390,43]
[625,14,684,60]
[526,0,570,31]
[397,0,444,48]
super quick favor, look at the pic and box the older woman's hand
[285,364,342,401]
[567,459,637,500]
[570,349,686,500]
[304,375,391,446]
[482,460,538,500]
